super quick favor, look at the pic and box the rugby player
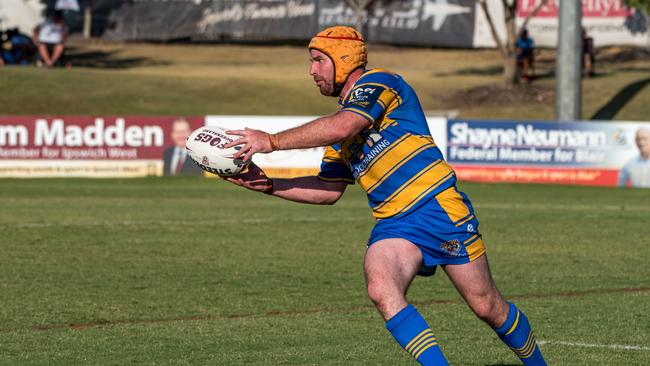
[223,26,547,365]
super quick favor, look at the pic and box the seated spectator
[33,10,68,68]
[582,27,595,77]
[516,28,535,82]
[1,28,36,66]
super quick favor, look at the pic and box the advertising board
[447,119,650,187]
[0,116,204,177]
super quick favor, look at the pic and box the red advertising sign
[0,116,204,177]
[518,0,633,18]
[453,165,619,186]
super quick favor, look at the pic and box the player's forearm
[272,112,367,151]
[269,176,343,205]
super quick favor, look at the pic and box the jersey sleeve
[340,72,400,123]
[317,146,355,184]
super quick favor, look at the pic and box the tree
[625,0,650,12]
[478,0,551,85]
[344,0,381,35]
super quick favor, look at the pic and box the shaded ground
[445,46,650,119]
[450,83,555,107]
[65,47,170,69]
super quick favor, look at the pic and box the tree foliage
[625,0,650,12]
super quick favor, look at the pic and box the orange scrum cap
[308,26,368,86]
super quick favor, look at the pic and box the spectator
[618,127,650,188]
[1,28,36,66]
[582,27,596,77]
[516,28,535,82]
[33,10,68,68]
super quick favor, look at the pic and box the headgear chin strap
[308,26,368,97]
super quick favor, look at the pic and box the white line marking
[539,340,650,351]
[477,203,650,212]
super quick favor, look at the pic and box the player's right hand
[222,162,273,194]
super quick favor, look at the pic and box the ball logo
[210,137,222,146]
[194,132,224,148]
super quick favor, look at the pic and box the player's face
[635,129,650,157]
[309,49,335,96]
[171,121,191,148]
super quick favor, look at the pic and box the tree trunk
[504,56,519,85]
[503,1,518,84]
[83,3,92,39]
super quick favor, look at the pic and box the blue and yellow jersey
[318,69,456,219]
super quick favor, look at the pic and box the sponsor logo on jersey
[346,86,384,113]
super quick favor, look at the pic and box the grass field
[1,178,648,365]
[1,41,650,120]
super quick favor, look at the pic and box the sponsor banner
[105,0,319,42]
[474,0,649,48]
[104,0,647,47]
[0,116,204,177]
[427,116,448,158]
[205,115,449,178]
[454,165,619,186]
[447,119,650,187]
[318,0,476,47]
[519,0,648,48]
[105,0,476,47]
[205,115,324,178]
[0,160,161,178]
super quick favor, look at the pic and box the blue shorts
[368,185,486,276]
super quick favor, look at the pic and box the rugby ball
[185,126,248,176]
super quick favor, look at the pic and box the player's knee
[366,280,386,305]
[366,280,400,307]
[470,296,504,325]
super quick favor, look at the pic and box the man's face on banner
[171,119,192,148]
[635,128,650,158]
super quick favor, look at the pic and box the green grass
[1,42,649,120]
[0,178,648,365]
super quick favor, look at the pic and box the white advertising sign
[205,115,324,177]
[205,115,450,177]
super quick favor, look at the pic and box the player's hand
[224,128,274,162]
[222,163,273,194]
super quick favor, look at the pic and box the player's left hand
[224,128,273,162]
[222,162,272,194]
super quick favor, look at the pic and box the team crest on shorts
[202,156,209,165]
[440,239,461,256]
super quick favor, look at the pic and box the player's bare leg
[364,238,448,365]
[443,254,508,327]
[364,238,421,320]
[444,254,547,365]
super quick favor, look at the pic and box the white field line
[539,340,650,351]
[477,203,650,212]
